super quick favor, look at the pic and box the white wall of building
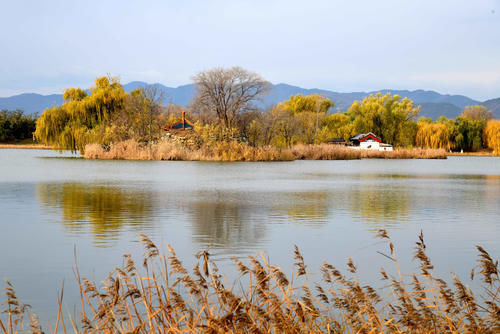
[351,139,393,151]
[360,140,380,150]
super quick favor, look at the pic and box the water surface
[1,149,499,324]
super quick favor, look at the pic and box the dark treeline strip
[0,109,37,142]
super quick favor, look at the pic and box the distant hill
[416,103,462,120]
[482,98,500,119]
[267,84,480,119]
[0,93,63,115]
[123,82,195,106]
[1,81,496,120]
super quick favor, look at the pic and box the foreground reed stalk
[84,140,448,161]
[2,231,498,333]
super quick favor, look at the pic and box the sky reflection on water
[1,149,500,325]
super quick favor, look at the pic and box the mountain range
[1,82,499,120]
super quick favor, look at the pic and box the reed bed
[84,140,447,161]
[291,145,447,160]
[359,147,448,159]
[2,231,498,333]
[85,140,294,161]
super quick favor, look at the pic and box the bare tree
[141,84,166,142]
[192,67,270,128]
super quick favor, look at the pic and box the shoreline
[447,151,495,157]
[0,143,53,149]
[4,142,497,158]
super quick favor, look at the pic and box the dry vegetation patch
[84,140,447,161]
[1,231,498,333]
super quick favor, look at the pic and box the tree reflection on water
[36,182,153,246]
[189,197,266,249]
[349,185,411,227]
[188,190,331,250]
[35,173,496,250]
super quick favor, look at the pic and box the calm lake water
[1,149,500,324]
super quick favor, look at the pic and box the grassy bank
[0,139,52,149]
[0,143,53,149]
[2,231,498,333]
[84,140,448,161]
[448,151,496,157]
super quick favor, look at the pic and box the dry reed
[85,140,294,162]
[84,140,447,161]
[2,231,498,333]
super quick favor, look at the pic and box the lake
[1,149,499,325]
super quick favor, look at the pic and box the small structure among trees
[163,111,195,131]
[348,132,393,151]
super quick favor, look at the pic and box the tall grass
[2,231,498,333]
[85,140,294,161]
[84,140,447,161]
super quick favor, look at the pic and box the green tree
[275,94,334,115]
[35,76,128,153]
[454,117,486,152]
[320,113,354,141]
[0,109,37,142]
[348,93,420,147]
[274,94,334,144]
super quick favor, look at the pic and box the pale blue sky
[1,0,499,100]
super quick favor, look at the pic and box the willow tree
[275,93,334,115]
[273,94,334,144]
[320,113,354,141]
[348,93,420,147]
[483,120,500,155]
[35,76,128,153]
[416,122,450,149]
[192,67,270,128]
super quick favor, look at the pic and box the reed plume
[2,231,498,333]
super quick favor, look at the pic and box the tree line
[0,109,37,142]
[29,67,500,155]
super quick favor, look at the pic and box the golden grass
[84,140,447,161]
[360,147,448,159]
[292,145,447,160]
[448,151,496,157]
[85,140,294,162]
[291,144,361,160]
[2,231,498,333]
[0,144,53,150]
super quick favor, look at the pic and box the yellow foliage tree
[275,94,334,115]
[35,76,128,153]
[320,113,355,141]
[273,94,335,145]
[416,122,450,149]
[348,93,420,147]
[483,120,500,155]
[462,105,493,121]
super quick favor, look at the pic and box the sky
[1,0,499,101]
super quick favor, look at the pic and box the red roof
[350,132,382,143]
[163,111,196,130]
[358,133,381,143]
